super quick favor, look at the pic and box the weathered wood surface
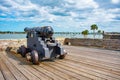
[0,45,120,80]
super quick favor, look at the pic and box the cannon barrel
[24,26,54,38]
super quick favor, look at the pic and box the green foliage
[90,24,98,39]
[98,30,101,34]
[91,24,98,30]
[81,30,89,38]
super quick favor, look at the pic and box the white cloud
[6,0,38,12]
[64,0,99,9]
[0,0,120,32]
[108,8,120,13]
[0,13,6,16]
[69,12,78,17]
[111,0,120,4]
[0,0,57,22]
[0,0,118,23]
[87,9,116,22]
[0,5,9,12]
[0,0,99,22]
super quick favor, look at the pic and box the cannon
[17,26,67,64]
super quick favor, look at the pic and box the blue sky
[0,0,120,32]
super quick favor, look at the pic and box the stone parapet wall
[0,38,119,51]
[103,34,120,39]
[0,39,26,51]
[64,38,120,50]
[0,38,65,51]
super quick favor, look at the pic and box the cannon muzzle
[24,26,54,38]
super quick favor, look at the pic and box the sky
[0,0,120,32]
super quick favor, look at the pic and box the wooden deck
[0,46,120,80]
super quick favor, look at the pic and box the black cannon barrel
[24,26,54,38]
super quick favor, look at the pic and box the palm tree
[90,24,98,39]
[81,30,89,38]
[98,30,101,33]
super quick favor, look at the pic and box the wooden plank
[12,51,92,80]
[40,63,79,80]
[5,51,64,80]
[42,62,91,80]
[0,69,5,80]
[67,54,120,74]
[63,46,120,62]
[9,51,83,80]
[66,57,120,76]
[4,52,40,80]
[0,52,5,80]
[0,53,5,80]
[0,45,119,80]
[22,65,52,80]
[32,65,66,80]
[66,49,120,65]
[64,46,120,57]
[9,51,91,80]
[56,59,120,80]
[0,52,28,80]
[0,59,16,80]
[67,54,120,72]
[71,51,120,64]
[44,61,105,80]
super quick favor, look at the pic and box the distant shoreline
[0,32,101,34]
[0,33,103,39]
[0,31,120,34]
[0,32,26,34]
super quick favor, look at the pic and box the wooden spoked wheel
[20,45,27,57]
[31,50,39,65]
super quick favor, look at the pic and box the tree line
[0,31,25,34]
[81,24,104,39]
[0,24,104,39]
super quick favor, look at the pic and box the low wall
[0,38,65,51]
[64,38,120,50]
[0,39,26,51]
[0,38,120,51]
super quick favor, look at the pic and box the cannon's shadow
[5,47,32,65]
[5,47,55,65]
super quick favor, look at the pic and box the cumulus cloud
[111,0,120,4]
[0,0,57,22]
[0,0,120,32]
[64,0,99,9]
[0,0,114,22]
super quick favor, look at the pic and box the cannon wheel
[26,52,31,62]
[17,47,21,54]
[59,54,66,59]
[31,50,39,65]
[59,50,67,59]
[20,45,27,57]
